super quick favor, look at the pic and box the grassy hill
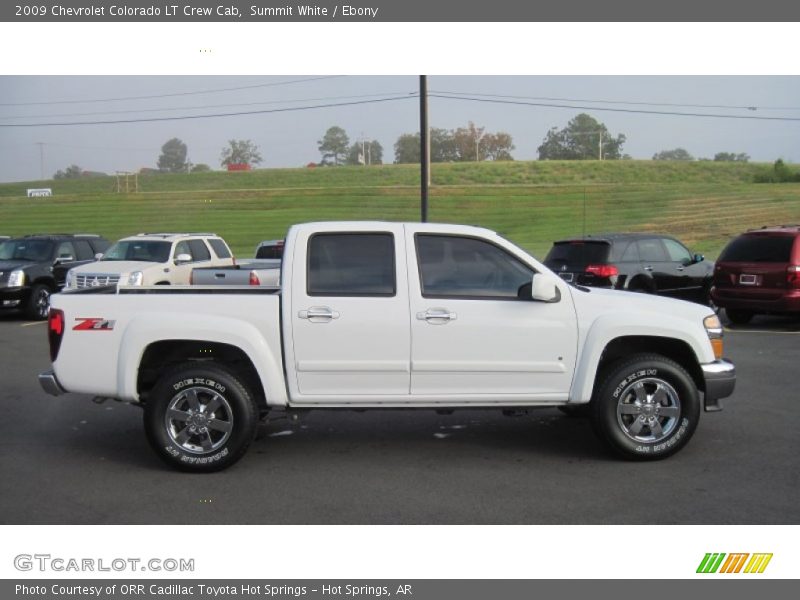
[1,160,798,259]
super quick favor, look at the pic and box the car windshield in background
[0,240,54,261]
[719,235,794,262]
[545,241,610,266]
[102,240,172,262]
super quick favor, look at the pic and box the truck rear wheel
[144,363,259,472]
[590,354,700,460]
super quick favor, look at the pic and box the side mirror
[530,274,561,303]
[94,252,104,260]
[55,254,74,264]
[174,253,192,265]
[693,253,705,264]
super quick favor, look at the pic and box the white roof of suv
[126,232,220,241]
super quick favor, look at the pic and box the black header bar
[5,0,800,22]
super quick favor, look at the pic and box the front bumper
[701,359,736,412]
[38,369,66,396]
[0,287,28,309]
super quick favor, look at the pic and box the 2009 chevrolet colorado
[38,222,736,471]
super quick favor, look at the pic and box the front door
[289,225,411,398]
[406,229,577,400]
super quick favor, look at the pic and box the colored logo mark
[696,553,773,574]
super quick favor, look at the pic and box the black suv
[0,234,110,319]
[544,233,713,304]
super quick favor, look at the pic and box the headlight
[703,314,724,359]
[122,271,143,286]
[8,269,25,287]
[65,269,75,288]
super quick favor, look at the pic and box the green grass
[1,160,798,260]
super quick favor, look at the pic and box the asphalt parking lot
[1,311,798,525]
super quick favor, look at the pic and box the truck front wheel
[144,363,259,472]
[590,354,700,460]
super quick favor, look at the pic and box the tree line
[50,113,761,178]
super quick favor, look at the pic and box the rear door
[407,227,577,400]
[288,224,411,398]
[636,238,673,294]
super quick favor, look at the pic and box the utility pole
[36,142,45,180]
[598,133,603,161]
[420,75,429,223]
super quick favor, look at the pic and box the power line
[0,76,346,107]
[0,95,418,128]
[0,91,416,121]
[431,89,800,112]
[428,93,800,122]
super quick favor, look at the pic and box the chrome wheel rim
[165,386,234,454]
[616,377,681,443]
[35,288,50,318]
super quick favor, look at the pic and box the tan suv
[66,233,234,288]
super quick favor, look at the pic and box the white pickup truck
[39,222,736,472]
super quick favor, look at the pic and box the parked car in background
[0,236,9,241]
[255,239,284,260]
[191,260,281,287]
[0,234,109,319]
[544,233,713,304]
[65,233,234,289]
[711,225,800,324]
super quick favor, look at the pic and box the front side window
[307,233,395,296]
[417,234,534,299]
[662,239,692,263]
[55,241,76,260]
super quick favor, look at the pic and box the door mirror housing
[174,253,192,265]
[94,252,104,260]
[55,254,74,265]
[530,274,561,303]
[693,253,705,264]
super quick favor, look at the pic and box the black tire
[590,354,700,460]
[24,283,52,320]
[144,362,259,472]
[725,308,753,325]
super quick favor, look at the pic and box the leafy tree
[157,138,188,173]
[714,152,750,162]
[53,164,83,179]
[190,163,211,173]
[453,122,486,161]
[317,126,350,165]
[481,132,515,161]
[653,148,694,161]
[538,114,625,160]
[394,133,419,164]
[220,139,262,167]
[346,140,383,165]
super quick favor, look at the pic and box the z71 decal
[73,318,116,331]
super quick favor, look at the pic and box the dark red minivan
[711,225,800,324]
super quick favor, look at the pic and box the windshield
[719,235,795,263]
[102,240,172,263]
[0,239,54,261]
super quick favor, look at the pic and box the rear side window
[616,241,639,262]
[187,240,211,262]
[545,241,610,266]
[307,233,395,296]
[73,240,94,261]
[719,235,795,262]
[637,239,668,262]
[208,238,232,259]
[417,234,534,299]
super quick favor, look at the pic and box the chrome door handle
[676,266,685,272]
[417,308,457,323]
[298,307,340,322]
[643,265,653,272]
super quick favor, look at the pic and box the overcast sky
[0,75,798,182]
